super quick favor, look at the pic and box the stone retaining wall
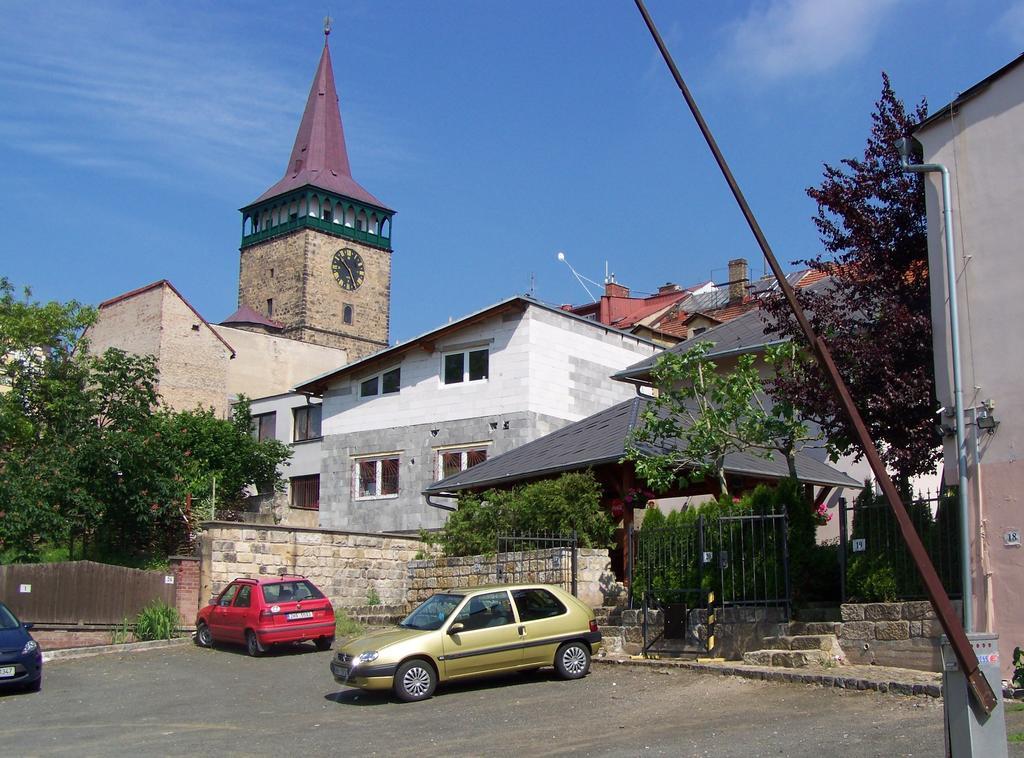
[199,522,423,609]
[406,548,623,609]
[835,601,961,671]
[616,606,787,659]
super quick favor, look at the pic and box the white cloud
[997,1,1024,46]
[0,3,311,191]
[721,0,904,82]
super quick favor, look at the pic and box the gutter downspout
[897,137,973,632]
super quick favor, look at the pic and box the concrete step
[762,634,838,652]
[742,649,830,668]
[787,621,841,636]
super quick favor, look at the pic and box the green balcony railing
[241,213,392,250]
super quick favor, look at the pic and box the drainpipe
[896,137,972,632]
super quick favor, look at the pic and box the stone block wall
[617,606,786,659]
[406,548,622,609]
[834,601,961,671]
[200,522,423,610]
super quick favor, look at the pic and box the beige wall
[214,325,347,400]
[87,284,231,414]
[915,60,1024,676]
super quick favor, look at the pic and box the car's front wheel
[393,658,436,702]
[245,630,265,657]
[195,623,213,648]
[554,641,590,680]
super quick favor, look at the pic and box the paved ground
[1,642,1021,757]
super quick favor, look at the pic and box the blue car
[0,602,42,693]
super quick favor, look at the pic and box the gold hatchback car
[330,584,601,701]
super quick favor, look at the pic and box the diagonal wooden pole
[632,0,996,713]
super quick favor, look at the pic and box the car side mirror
[448,622,464,635]
[23,622,34,630]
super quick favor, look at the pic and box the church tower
[236,24,393,360]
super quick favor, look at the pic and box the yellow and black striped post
[706,590,716,654]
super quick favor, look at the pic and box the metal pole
[632,0,995,713]
[896,148,973,632]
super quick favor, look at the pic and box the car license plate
[0,666,15,678]
[287,611,313,620]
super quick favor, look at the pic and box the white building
[294,296,661,533]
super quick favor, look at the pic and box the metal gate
[628,510,790,654]
[495,531,578,596]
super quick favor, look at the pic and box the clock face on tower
[332,248,365,291]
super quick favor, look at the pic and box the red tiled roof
[252,40,389,210]
[221,305,285,330]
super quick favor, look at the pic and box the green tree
[624,342,816,497]
[0,279,292,563]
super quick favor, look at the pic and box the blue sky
[1,1,1021,345]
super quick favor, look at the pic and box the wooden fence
[0,561,177,625]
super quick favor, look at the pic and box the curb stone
[42,636,192,663]
[594,655,944,699]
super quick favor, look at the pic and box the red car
[195,576,335,656]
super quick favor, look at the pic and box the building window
[291,474,320,510]
[359,366,401,398]
[266,298,274,318]
[354,456,400,498]
[438,446,488,479]
[251,412,276,442]
[343,304,353,325]
[443,348,488,385]
[293,404,322,442]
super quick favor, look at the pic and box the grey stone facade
[319,410,568,533]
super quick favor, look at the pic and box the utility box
[940,633,1008,757]
[664,603,687,640]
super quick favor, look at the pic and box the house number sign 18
[1005,530,1021,547]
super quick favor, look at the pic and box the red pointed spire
[254,37,389,209]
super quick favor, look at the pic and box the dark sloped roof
[423,396,860,494]
[221,305,285,330]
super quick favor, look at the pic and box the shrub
[431,471,614,557]
[366,588,381,606]
[134,601,180,641]
[335,609,364,639]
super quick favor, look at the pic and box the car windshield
[399,593,463,631]
[261,580,324,604]
[0,604,20,630]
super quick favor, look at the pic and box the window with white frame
[442,348,488,385]
[437,446,488,480]
[359,366,401,398]
[354,455,400,498]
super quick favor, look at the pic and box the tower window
[267,299,274,318]
[269,268,274,278]
[323,208,333,222]
[343,305,353,325]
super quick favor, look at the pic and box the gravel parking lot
[0,642,1020,757]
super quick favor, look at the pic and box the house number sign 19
[852,539,867,553]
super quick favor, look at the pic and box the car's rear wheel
[554,641,590,680]
[245,630,265,657]
[393,658,436,702]
[195,623,213,648]
[314,636,334,651]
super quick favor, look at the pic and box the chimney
[727,258,748,304]
[604,282,629,298]
[657,282,680,295]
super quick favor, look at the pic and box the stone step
[762,634,838,652]
[742,649,830,668]
[787,621,841,636]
